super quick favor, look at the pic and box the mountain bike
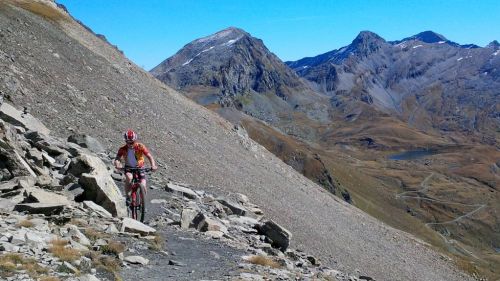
[121,167,152,222]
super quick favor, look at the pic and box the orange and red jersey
[115,142,150,168]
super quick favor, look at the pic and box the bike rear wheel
[138,188,145,222]
[130,190,138,220]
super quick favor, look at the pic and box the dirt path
[395,173,487,258]
[119,188,246,281]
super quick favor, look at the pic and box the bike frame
[123,167,151,222]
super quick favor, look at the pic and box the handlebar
[117,167,154,173]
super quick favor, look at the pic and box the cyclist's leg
[139,178,147,197]
[124,172,133,203]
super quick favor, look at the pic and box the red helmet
[123,129,137,142]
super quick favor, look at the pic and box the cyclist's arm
[145,151,157,171]
[114,149,125,169]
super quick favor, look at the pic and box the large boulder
[23,188,72,205]
[256,220,292,251]
[0,102,50,135]
[68,153,108,177]
[79,173,125,217]
[67,134,105,154]
[72,153,126,217]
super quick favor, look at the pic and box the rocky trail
[0,102,369,280]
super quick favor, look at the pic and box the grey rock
[165,182,199,199]
[62,261,79,273]
[94,238,107,247]
[120,217,156,235]
[23,187,72,205]
[0,198,16,211]
[205,230,224,239]
[191,213,228,233]
[79,257,93,273]
[68,153,104,177]
[25,231,45,246]
[104,223,119,234]
[14,202,65,215]
[234,193,249,203]
[0,102,50,135]
[257,220,292,251]
[0,179,18,192]
[64,224,91,246]
[83,200,112,218]
[69,240,89,252]
[217,198,248,216]
[68,154,125,216]
[10,230,26,245]
[124,255,149,265]
[180,207,200,229]
[228,215,259,227]
[75,274,100,281]
[79,173,125,217]
[63,183,84,200]
[67,134,105,154]
[0,242,20,252]
[7,150,37,178]
[26,148,43,167]
[41,151,56,166]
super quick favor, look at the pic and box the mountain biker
[114,129,158,205]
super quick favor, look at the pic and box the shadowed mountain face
[151,27,330,129]
[287,31,500,144]
[151,27,304,97]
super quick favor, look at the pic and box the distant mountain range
[285,30,500,142]
[152,28,499,146]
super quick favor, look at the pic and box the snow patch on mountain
[222,35,244,47]
[182,46,216,66]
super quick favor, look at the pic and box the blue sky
[57,0,500,70]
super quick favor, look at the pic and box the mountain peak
[409,31,447,43]
[354,31,385,43]
[195,27,249,44]
[487,40,500,49]
[347,31,386,57]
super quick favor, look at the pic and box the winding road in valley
[396,173,487,258]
